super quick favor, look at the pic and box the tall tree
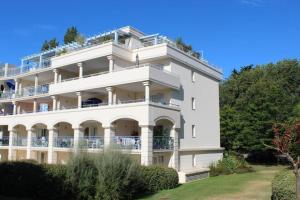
[220,59,300,156]
[41,40,49,51]
[48,38,59,49]
[64,26,78,44]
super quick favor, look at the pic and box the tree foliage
[41,38,59,52]
[220,59,300,153]
[64,26,79,44]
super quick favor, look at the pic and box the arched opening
[111,118,141,150]
[31,123,48,164]
[80,120,104,149]
[53,122,74,148]
[153,118,175,166]
[11,124,27,161]
[0,125,9,161]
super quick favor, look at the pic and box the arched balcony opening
[12,124,27,147]
[153,118,174,150]
[111,118,141,150]
[31,123,48,148]
[53,122,74,149]
[80,120,104,149]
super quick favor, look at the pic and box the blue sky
[0,0,299,78]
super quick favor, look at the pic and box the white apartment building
[0,26,223,182]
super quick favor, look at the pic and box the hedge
[140,165,179,192]
[272,169,296,200]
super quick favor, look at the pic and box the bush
[209,154,253,176]
[0,161,71,200]
[272,169,296,200]
[140,165,179,193]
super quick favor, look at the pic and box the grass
[140,165,285,200]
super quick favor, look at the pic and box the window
[192,71,195,82]
[192,125,196,138]
[192,97,196,110]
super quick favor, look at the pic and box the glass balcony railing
[153,136,174,150]
[16,84,49,98]
[80,136,104,149]
[0,136,9,146]
[31,137,48,147]
[54,136,74,148]
[12,136,27,146]
[0,90,15,100]
[113,136,141,150]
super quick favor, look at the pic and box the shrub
[209,154,253,176]
[67,153,98,200]
[140,165,179,192]
[272,169,296,200]
[95,150,143,200]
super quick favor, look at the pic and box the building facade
[0,26,223,182]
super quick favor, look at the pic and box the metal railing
[0,90,15,100]
[153,136,174,150]
[12,136,27,146]
[16,84,49,98]
[54,136,74,148]
[80,136,104,149]
[113,136,141,150]
[31,137,48,147]
[0,136,9,146]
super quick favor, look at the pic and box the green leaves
[220,59,300,154]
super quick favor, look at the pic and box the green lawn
[140,165,284,200]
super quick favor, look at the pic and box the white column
[104,125,115,148]
[78,63,83,78]
[4,63,8,77]
[14,79,19,95]
[48,129,57,164]
[12,101,17,115]
[170,128,179,170]
[34,74,38,95]
[17,104,21,114]
[51,96,57,111]
[8,129,16,160]
[26,129,32,159]
[58,73,62,83]
[18,80,22,95]
[107,55,115,72]
[141,125,153,166]
[74,127,84,151]
[57,97,61,110]
[53,69,58,84]
[76,92,82,108]
[33,99,37,113]
[106,87,113,105]
[143,81,151,102]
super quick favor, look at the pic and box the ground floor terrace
[0,115,179,169]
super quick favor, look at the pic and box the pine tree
[64,26,78,44]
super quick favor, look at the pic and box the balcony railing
[12,136,27,146]
[16,84,49,98]
[54,136,74,148]
[31,137,48,147]
[113,136,141,150]
[153,136,174,150]
[80,136,104,149]
[0,136,9,146]
[0,90,14,100]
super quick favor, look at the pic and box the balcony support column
[18,80,22,95]
[48,129,57,164]
[57,97,61,110]
[78,63,83,78]
[33,99,37,113]
[140,125,153,166]
[51,96,57,111]
[34,74,38,95]
[14,79,19,95]
[17,104,21,114]
[74,127,84,152]
[106,87,114,105]
[103,125,115,148]
[53,69,58,84]
[4,63,8,77]
[8,129,16,161]
[169,128,179,170]
[143,81,151,102]
[12,101,17,115]
[26,129,32,159]
[76,92,82,108]
[107,55,115,72]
